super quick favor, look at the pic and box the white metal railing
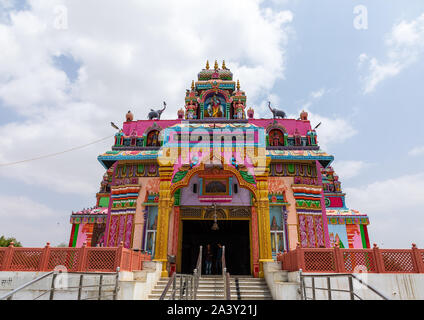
[299,269,389,300]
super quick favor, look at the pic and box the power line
[0,135,114,167]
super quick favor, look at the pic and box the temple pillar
[133,178,147,250]
[154,165,174,277]
[169,206,180,276]
[251,206,260,277]
[254,158,273,278]
[171,207,180,256]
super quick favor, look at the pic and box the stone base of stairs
[148,275,272,300]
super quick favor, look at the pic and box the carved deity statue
[207,94,223,118]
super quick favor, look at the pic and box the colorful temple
[69,61,371,278]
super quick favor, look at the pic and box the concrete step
[148,293,272,300]
[148,275,272,301]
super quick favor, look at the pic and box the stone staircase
[148,275,272,300]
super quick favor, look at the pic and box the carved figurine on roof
[232,80,246,119]
[147,102,167,120]
[268,101,286,119]
[186,60,251,120]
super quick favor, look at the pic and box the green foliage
[0,236,22,247]
[56,243,68,248]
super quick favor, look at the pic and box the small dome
[126,110,134,122]
[197,60,233,81]
[300,110,308,121]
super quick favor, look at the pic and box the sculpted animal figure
[268,101,286,119]
[148,102,167,120]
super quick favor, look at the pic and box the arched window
[146,130,160,147]
[269,129,285,146]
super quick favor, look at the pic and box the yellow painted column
[254,157,273,277]
[154,164,174,277]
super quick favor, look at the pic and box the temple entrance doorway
[180,220,251,275]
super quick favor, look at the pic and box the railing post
[98,274,103,300]
[78,242,88,272]
[115,242,124,271]
[411,244,424,273]
[179,274,183,300]
[49,273,57,300]
[193,269,197,300]
[334,243,345,272]
[113,267,120,300]
[327,277,332,300]
[296,244,305,271]
[172,275,176,300]
[77,274,84,300]
[40,242,51,272]
[311,277,316,300]
[129,250,133,272]
[373,244,385,273]
[1,242,14,271]
[348,275,354,300]
[298,269,304,300]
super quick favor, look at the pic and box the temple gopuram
[69,61,370,278]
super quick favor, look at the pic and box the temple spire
[214,60,219,70]
[237,79,240,91]
[206,60,210,70]
[222,60,227,69]
[191,80,195,91]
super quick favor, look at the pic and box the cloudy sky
[0,0,423,248]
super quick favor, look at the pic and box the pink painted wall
[123,120,181,136]
[121,118,312,137]
[316,161,331,248]
[249,119,312,135]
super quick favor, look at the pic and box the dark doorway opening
[181,220,251,275]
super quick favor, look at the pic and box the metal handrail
[221,245,231,300]
[0,268,120,301]
[299,269,389,300]
[193,245,202,300]
[159,272,176,300]
[351,273,390,300]
[0,271,54,300]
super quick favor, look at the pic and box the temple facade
[69,61,370,278]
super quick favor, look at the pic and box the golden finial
[191,80,195,91]
[214,60,219,70]
[206,60,210,70]
[237,79,240,91]
[222,60,227,69]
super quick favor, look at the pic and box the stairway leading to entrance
[148,275,272,300]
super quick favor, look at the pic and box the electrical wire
[0,135,114,167]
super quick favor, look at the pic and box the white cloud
[332,160,368,180]
[0,195,69,246]
[345,173,424,248]
[0,0,294,196]
[310,88,326,99]
[408,146,424,156]
[300,109,357,151]
[359,12,424,93]
[0,195,56,219]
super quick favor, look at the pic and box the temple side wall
[263,262,424,300]
[133,177,160,250]
[0,262,163,300]
[268,177,297,250]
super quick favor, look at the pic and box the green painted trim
[360,224,367,248]
[172,170,188,183]
[99,196,110,208]
[72,224,79,247]
[240,170,255,184]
